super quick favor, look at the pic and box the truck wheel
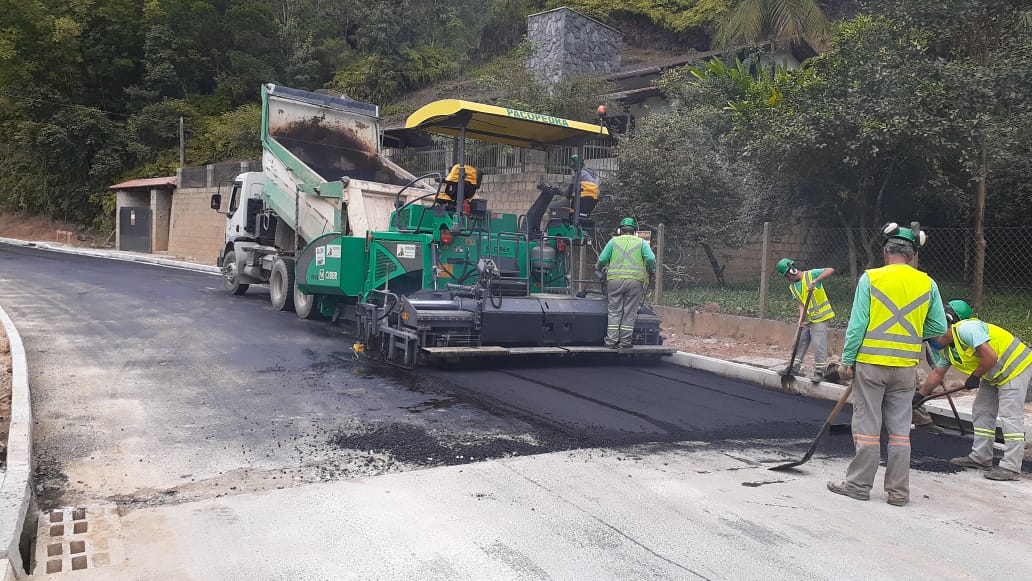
[294,285,320,319]
[222,251,249,295]
[270,258,296,311]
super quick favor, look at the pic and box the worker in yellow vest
[827,223,947,507]
[549,155,600,221]
[917,299,1031,481]
[777,258,836,382]
[596,217,656,350]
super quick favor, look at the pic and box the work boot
[810,370,824,383]
[985,467,1022,481]
[826,481,870,501]
[949,456,992,470]
[790,360,803,376]
[886,494,909,507]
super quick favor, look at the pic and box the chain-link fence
[648,224,1032,337]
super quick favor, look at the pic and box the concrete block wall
[167,187,225,264]
[477,172,569,218]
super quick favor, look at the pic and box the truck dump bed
[261,84,426,242]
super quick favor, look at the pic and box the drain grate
[34,504,125,574]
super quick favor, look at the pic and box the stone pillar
[527,7,622,89]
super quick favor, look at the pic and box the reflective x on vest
[857,267,932,367]
[607,236,647,281]
[947,319,1032,385]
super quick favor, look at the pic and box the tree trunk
[973,139,987,308]
[700,243,726,287]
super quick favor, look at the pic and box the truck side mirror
[210,193,222,211]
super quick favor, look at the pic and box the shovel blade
[769,422,830,471]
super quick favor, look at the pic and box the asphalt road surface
[0,243,973,511]
[5,242,1021,580]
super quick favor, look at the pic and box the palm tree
[714,0,828,50]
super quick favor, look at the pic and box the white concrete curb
[665,351,965,424]
[0,304,33,578]
[0,237,218,275]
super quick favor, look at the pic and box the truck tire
[222,251,249,296]
[294,285,320,319]
[270,258,296,311]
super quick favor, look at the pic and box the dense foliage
[0,0,550,227]
[613,0,1032,288]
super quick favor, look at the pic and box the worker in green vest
[827,223,947,507]
[917,299,1031,481]
[596,217,656,349]
[776,258,836,382]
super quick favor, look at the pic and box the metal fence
[177,160,260,188]
[648,224,1032,313]
[384,140,618,178]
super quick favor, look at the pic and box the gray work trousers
[843,362,917,499]
[605,278,645,348]
[793,321,829,371]
[969,365,1032,473]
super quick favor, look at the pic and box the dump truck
[214,85,672,366]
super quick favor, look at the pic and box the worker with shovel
[776,258,836,382]
[917,299,1031,481]
[827,224,947,506]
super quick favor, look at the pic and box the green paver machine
[216,86,671,367]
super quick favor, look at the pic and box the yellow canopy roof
[404,99,609,149]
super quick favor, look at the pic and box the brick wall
[168,187,225,264]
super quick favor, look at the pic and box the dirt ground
[0,325,11,468]
[0,212,111,248]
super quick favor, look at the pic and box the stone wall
[168,187,225,264]
[527,7,621,87]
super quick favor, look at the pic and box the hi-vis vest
[856,264,932,367]
[947,319,1032,386]
[790,270,835,323]
[607,235,648,282]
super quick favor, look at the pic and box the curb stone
[0,304,33,579]
[665,351,967,424]
[0,237,218,275]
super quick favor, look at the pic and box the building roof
[109,176,177,190]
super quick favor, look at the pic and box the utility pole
[179,117,185,169]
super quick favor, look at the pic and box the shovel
[770,383,853,471]
[779,290,814,388]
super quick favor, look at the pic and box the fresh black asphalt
[0,243,977,508]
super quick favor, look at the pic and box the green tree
[714,0,828,49]
[867,0,1032,306]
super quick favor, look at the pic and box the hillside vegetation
[0,0,738,230]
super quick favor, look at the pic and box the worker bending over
[596,218,656,350]
[777,258,836,382]
[918,299,1031,481]
[828,223,946,506]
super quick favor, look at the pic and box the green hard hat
[881,222,927,248]
[947,299,973,323]
[620,217,637,228]
[776,258,795,277]
[570,155,582,167]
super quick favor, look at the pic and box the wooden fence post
[655,223,664,302]
[759,221,771,319]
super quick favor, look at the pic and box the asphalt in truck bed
[0,243,976,511]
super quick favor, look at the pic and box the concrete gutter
[0,238,218,275]
[0,304,33,579]
[665,351,965,425]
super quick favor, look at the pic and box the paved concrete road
[2,244,1029,580]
